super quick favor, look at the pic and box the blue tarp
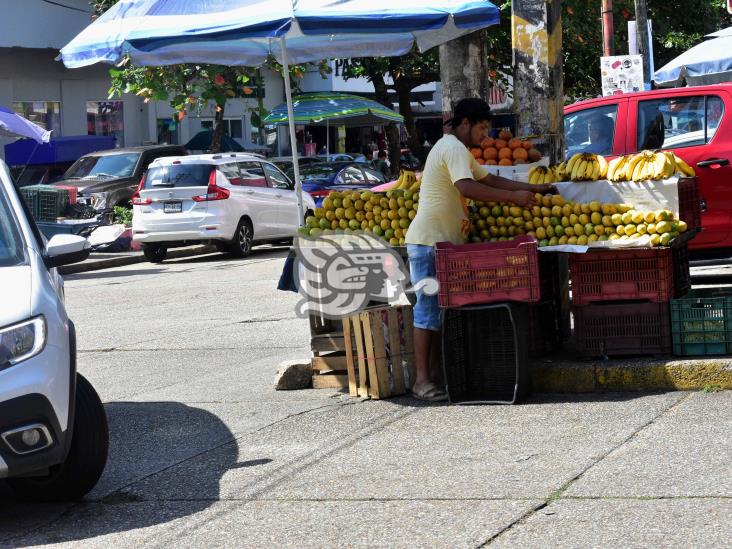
[4,135,116,166]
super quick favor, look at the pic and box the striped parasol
[263,92,404,127]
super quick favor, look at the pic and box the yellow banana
[585,157,595,180]
[567,153,583,175]
[607,156,622,181]
[674,154,696,177]
[596,155,608,179]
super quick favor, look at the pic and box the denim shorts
[407,244,441,331]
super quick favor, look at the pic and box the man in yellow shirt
[405,98,554,402]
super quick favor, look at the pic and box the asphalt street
[1,245,730,548]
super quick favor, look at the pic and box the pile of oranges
[470,129,543,167]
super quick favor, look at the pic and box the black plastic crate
[441,303,531,404]
[572,301,672,358]
[539,251,566,301]
[528,300,560,358]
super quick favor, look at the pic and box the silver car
[0,160,108,501]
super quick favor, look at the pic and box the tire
[143,244,167,263]
[8,374,109,502]
[229,218,253,257]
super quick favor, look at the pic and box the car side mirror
[44,234,91,268]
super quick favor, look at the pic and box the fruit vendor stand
[299,141,706,403]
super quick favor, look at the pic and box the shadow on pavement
[65,268,166,280]
[171,246,289,265]
[0,401,253,546]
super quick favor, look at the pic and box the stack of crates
[670,288,732,356]
[19,185,71,221]
[434,236,566,403]
[568,240,694,358]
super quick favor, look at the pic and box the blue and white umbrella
[60,0,500,223]
[654,30,732,88]
[0,104,52,143]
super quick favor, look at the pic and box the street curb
[531,358,732,392]
[58,245,217,275]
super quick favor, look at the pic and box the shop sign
[600,55,644,96]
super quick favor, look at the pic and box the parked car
[297,161,388,206]
[0,159,108,501]
[564,83,732,250]
[132,153,316,262]
[316,153,368,163]
[52,144,188,215]
[270,155,324,175]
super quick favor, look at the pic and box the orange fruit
[485,159,498,165]
[513,147,528,161]
[508,138,522,150]
[470,148,483,159]
[483,147,498,160]
[481,137,495,149]
[522,140,533,150]
[514,159,528,165]
[476,158,486,165]
[498,158,513,166]
[498,147,513,160]
[494,139,507,150]
[499,129,513,141]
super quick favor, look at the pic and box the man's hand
[533,183,558,195]
[511,190,538,208]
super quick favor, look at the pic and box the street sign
[600,55,644,96]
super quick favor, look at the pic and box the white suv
[132,153,315,262]
[0,160,108,501]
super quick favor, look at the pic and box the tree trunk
[371,75,400,177]
[395,79,421,155]
[256,69,266,145]
[211,103,225,153]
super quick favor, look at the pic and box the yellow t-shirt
[405,134,489,246]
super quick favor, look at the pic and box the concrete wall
[0,0,93,50]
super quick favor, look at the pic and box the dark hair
[378,150,387,159]
[446,98,492,129]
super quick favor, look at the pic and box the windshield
[298,164,346,178]
[0,174,26,267]
[64,153,141,179]
[144,164,213,188]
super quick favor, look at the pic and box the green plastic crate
[670,288,732,356]
[19,185,69,221]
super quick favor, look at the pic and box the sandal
[411,383,448,402]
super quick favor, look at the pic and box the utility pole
[511,0,564,164]
[438,31,488,129]
[602,0,614,57]
[634,0,652,88]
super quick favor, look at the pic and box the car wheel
[143,244,167,263]
[8,374,109,502]
[229,218,253,257]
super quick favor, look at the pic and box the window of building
[87,101,124,145]
[156,118,179,145]
[13,101,61,135]
[200,119,243,138]
[637,95,725,150]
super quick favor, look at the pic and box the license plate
[164,201,182,213]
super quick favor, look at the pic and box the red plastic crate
[435,236,540,308]
[569,248,674,306]
[677,177,701,232]
[573,301,672,358]
[53,184,77,205]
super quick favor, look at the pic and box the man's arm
[454,178,537,208]
[479,172,556,194]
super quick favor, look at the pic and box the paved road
[1,247,730,548]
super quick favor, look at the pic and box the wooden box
[342,305,415,399]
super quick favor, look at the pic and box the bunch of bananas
[566,153,609,182]
[385,169,420,191]
[528,165,559,185]
[607,150,696,182]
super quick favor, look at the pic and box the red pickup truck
[564,84,732,250]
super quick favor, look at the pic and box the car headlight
[0,317,47,371]
[90,193,108,210]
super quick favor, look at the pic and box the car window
[336,166,364,185]
[219,163,243,185]
[144,164,213,188]
[362,168,385,184]
[263,163,292,189]
[236,162,267,187]
[0,181,26,267]
[564,105,617,157]
[64,153,141,179]
[637,95,722,150]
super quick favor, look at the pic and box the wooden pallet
[343,305,415,399]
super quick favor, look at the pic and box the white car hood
[0,265,32,327]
